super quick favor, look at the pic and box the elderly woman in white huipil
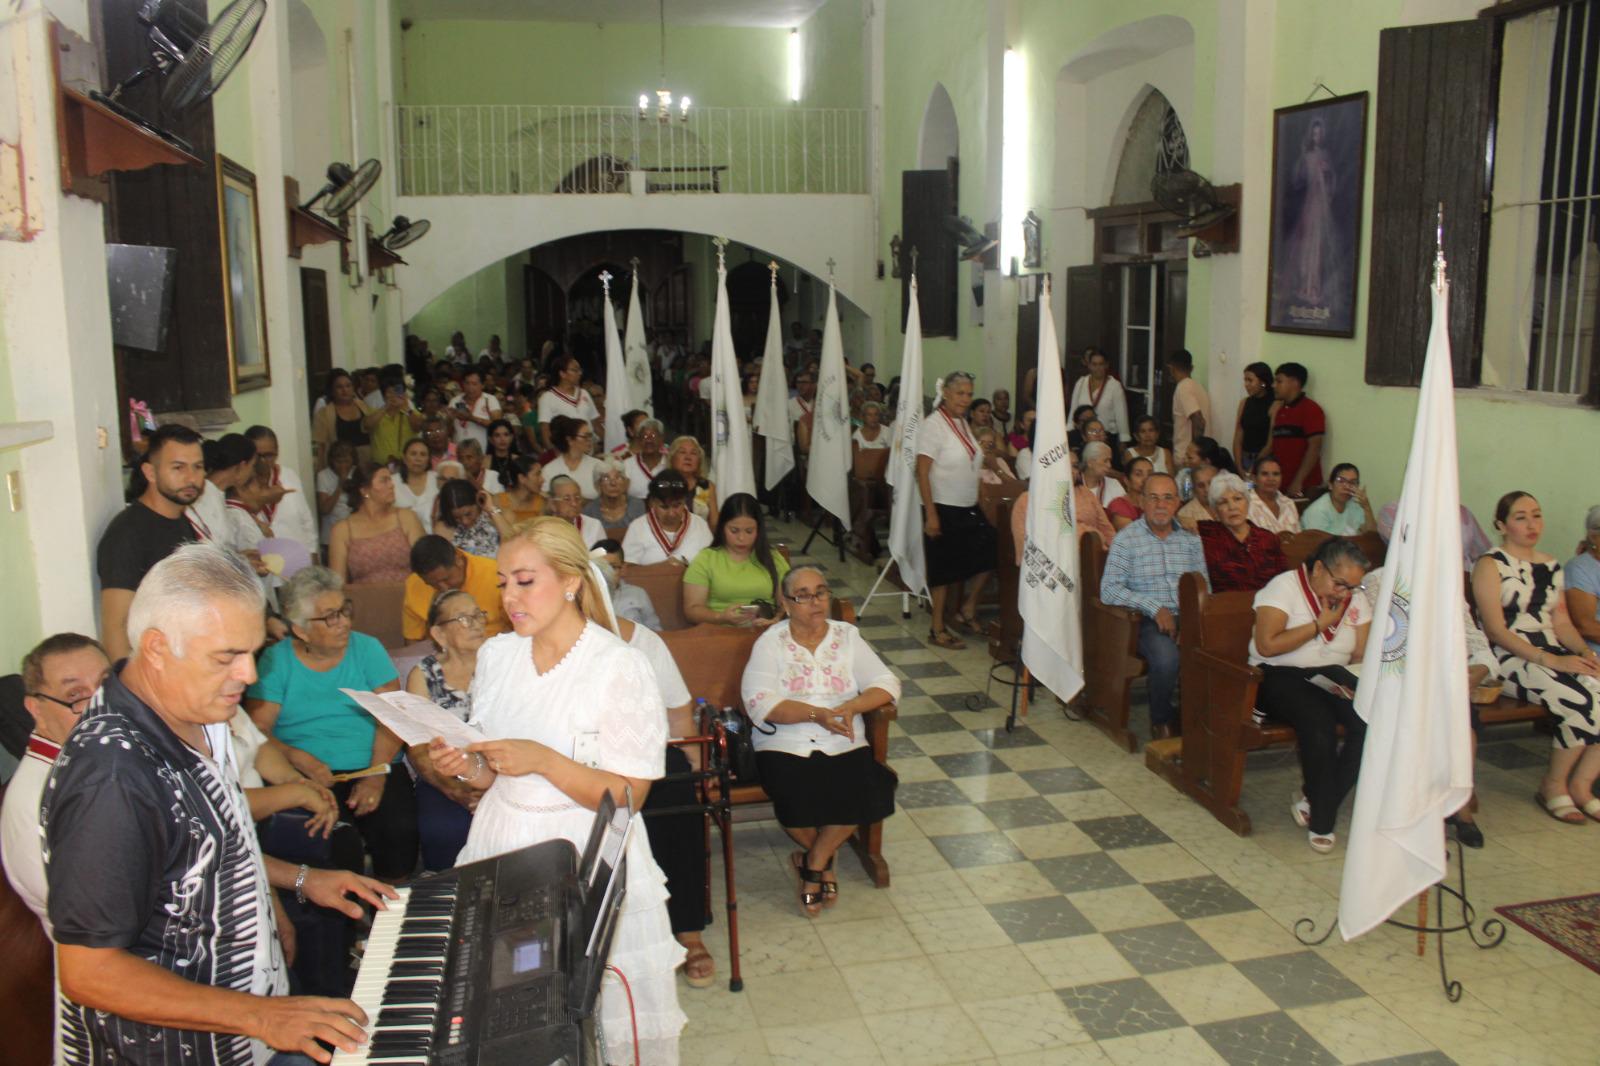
[741,565,900,917]
[429,516,685,1064]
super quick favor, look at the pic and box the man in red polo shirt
[1260,361,1325,496]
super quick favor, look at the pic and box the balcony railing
[396,104,867,197]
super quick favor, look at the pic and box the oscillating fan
[941,215,1000,261]
[377,216,431,253]
[92,0,267,152]
[301,160,383,217]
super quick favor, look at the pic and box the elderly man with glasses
[246,566,418,881]
[2,634,111,934]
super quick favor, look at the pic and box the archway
[565,262,629,377]
[726,261,790,361]
[918,84,959,170]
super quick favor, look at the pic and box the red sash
[186,508,213,542]
[646,509,688,557]
[637,454,660,482]
[551,387,582,409]
[939,407,976,460]
[1087,377,1107,409]
[26,734,61,763]
[1297,565,1340,643]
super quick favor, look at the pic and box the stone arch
[1110,86,1189,205]
[918,83,959,170]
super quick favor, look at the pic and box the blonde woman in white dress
[429,516,686,1064]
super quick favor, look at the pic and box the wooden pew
[1147,568,1553,835]
[1079,530,1145,752]
[348,580,408,649]
[1282,529,1387,569]
[657,599,899,886]
[0,783,53,1066]
[847,447,891,563]
[622,561,691,631]
[982,480,1028,663]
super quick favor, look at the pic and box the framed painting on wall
[217,155,271,392]
[1266,92,1368,337]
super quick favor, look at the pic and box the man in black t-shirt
[96,424,206,661]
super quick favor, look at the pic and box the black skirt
[924,502,998,587]
[755,746,897,829]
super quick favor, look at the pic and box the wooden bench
[0,782,54,1066]
[1079,530,1146,752]
[657,599,899,887]
[1281,530,1387,569]
[622,561,692,631]
[348,580,408,649]
[983,482,1027,663]
[1146,570,1553,835]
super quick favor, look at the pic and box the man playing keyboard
[42,545,397,1066]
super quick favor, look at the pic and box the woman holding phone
[682,493,789,627]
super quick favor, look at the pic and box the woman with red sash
[915,372,998,649]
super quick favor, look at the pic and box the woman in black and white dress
[916,372,996,649]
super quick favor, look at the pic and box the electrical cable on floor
[604,963,641,1066]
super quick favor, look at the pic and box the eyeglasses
[31,690,95,715]
[308,600,355,626]
[785,588,832,606]
[1331,476,1361,487]
[442,609,488,629]
[1331,578,1367,593]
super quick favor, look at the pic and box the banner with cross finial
[599,270,632,452]
[806,277,852,528]
[624,256,652,415]
[709,238,756,498]
[753,259,795,490]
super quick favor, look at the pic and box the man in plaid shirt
[1100,473,1207,740]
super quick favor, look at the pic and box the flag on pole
[709,248,756,500]
[885,276,929,600]
[1338,249,1473,941]
[600,272,631,452]
[623,269,653,415]
[752,268,795,491]
[806,283,852,528]
[1018,278,1085,704]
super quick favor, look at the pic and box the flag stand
[1292,840,1506,1001]
[858,558,918,619]
[800,509,847,562]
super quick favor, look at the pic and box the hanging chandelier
[639,0,690,123]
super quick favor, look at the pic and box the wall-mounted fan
[91,0,266,152]
[942,215,999,261]
[377,216,430,252]
[1151,170,1237,237]
[301,160,383,217]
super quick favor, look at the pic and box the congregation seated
[1109,456,1152,531]
[1302,462,1377,535]
[315,440,356,547]
[975,426,1016,483]
[546,414,601,499]
[625,419,670,497]
[404,534,509,643]
[394,435,442,529]
[1176,462,1218,532]
[1100,473,1203,741]
[623,471,713,566]
[1471,492,1600,825]
[585,456,647,529]
[548,474,607,548]
[1080,442,1124,510]
[404,589,485,871]
[435,477,515,558]
[1122,414,1175,476]
[1566,504,1600,657]
[740,566,900,917]
[593,540,662,630]
[1248,537,1373,852]
[455,438,504,495]
[329,464,425,584]
[492,454,547,525]
[1182,435,1238,476]
[1246,456,1302,535]
[484,417,523,488]
[683,493,790,627]
[245,566,418,881]
[852,401,890,454]
[668,435,718,521]
[1197,472,1289,592]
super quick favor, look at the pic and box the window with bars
[1481,0,1598,397]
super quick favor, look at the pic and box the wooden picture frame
[1266,92,1368,337]
[216,154,271,392]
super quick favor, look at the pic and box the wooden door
[1063,264,1121,405]
[524,265,566,360]
[901,165,958,338]
[1015,287,1042,416]
[300,268,332,413]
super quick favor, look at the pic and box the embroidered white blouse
[741,620,901,758]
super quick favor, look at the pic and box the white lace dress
[460,623,686,1065]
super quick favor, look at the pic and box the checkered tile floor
[674,522,1600,1066]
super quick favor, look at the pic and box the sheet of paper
[340,688,482,749]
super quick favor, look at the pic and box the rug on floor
[1495,892,1600,974]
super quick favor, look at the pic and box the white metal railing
[396,104,867,197]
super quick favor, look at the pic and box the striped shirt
[1100,517,1207,618]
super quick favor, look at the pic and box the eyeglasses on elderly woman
[308,600,355,627]
[783,587,832,606]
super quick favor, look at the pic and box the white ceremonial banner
[601,274,632,452]
[710,258,757,499]
[1338,270,1473,941]
[886,276,929,600]
[624,269,653,415]
[1018,279,1085,703]
[752,273,795,491]
[806,284,853,528]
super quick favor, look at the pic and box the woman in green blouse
[683,493,790,628]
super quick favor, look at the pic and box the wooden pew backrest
[622,561,690,631]
[348,580,408,649]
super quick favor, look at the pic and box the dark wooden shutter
[300,269,332,413]
[1016,287,1041,408]
[99,0,231,417]
[1064,264,1120,399]
[1365,19,1495,386]
[525,265,568,358]
[1155,261,1188,440]
[901,167,958,338]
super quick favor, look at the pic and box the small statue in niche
[1022,211,1043,270]
[889,234,903,278]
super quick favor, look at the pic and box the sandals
[819,855,838,908]
[791,851,826,917]
[680,943,715,989]
[1579,797,1600,824]
[1290,792,1311,830]
[929,629,966,650]
[951,613,984,636]
[1535,791,1588,825]
[1308,831,1336,854]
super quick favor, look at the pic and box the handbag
[713,705,764,784]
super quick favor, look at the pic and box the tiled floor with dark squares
[672,520,1599,1066]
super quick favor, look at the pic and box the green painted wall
[0,309,44,673]
[398,20,789,110]
[408,257,518,358]
[800,0,866,109]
